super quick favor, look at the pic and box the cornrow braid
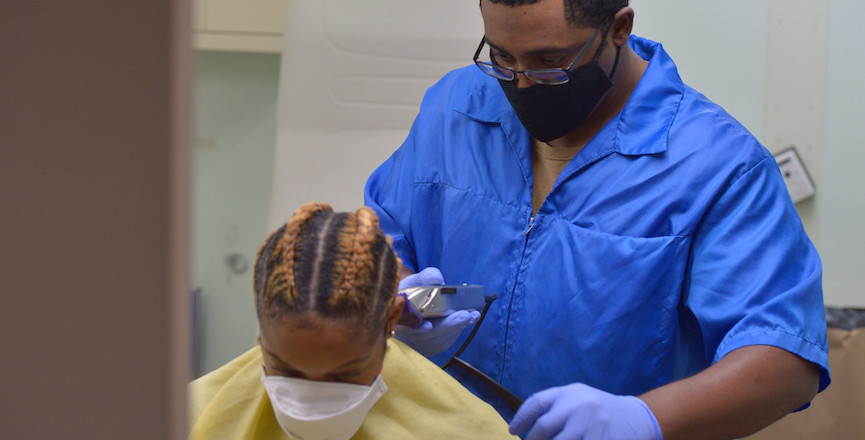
[331,207,379,309]
[253,203,402,340]
[281,202,332,297]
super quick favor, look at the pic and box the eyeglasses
[472,26,603,86]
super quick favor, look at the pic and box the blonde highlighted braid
[254,202,402,339]
[330,207,379,310]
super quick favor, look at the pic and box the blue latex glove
[398,266,447,290]
[394,267,481,357]
[509,383,663,440]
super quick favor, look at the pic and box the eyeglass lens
[474,41,572,85]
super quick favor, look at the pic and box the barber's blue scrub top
[364,36,830,418]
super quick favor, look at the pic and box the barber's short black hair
[484,0,628,28]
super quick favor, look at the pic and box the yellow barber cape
[189,339,517,439]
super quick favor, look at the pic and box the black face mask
[498,42,622,143]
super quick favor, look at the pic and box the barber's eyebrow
[262,346,371,371]
[485,39,574,56]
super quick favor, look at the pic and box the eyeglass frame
[472,24,606,86]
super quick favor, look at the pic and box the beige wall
[0,1,191,439]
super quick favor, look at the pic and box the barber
[364,1,829,439]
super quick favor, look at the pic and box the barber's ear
[387,295,405,336]
[611,7,635,47]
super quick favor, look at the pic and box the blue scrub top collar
[453,35,684,158]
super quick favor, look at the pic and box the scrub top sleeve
[686,157,830,392]
[364,119,422,273]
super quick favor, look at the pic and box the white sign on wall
[775,146,816,204]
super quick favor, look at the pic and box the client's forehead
[262,314,373,359]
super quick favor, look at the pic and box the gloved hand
[398,266,447,290]
[509,383,663,440]
[394,267,481,357]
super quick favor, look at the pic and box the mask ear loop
[592,19,623,79]
[607,43,623,79]
[440,294,525,412]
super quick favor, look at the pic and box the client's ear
[387,295,405,336]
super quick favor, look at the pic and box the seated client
[188,202,516,440]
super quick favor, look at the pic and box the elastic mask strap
[592,20,623,79]
[591,23,612,63]
[440,295,525,412]
[608,44,623,78]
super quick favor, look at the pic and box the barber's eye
[540,56,566,66]
[492,52,516,66]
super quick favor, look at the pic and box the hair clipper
[397,284,486,328]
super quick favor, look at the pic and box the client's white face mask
[260,368,388,440]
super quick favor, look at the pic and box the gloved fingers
[397,266,444,290]
[439,309,480,328]
[418,310,480,346]
[415,267,445,285]
[512,383,663,440]
[393,310,481,356]
[524,414,565,440]
[509,387,560,437]
[530,398,585,440]
[396,310,476,344]
[522,416,556,440]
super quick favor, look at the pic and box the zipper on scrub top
[521,216,535,236]
[499,214,535,402]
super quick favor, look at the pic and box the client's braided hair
[254,202,401,340]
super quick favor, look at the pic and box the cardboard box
[745,308,865,440]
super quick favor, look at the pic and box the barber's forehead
[483,6,597,49]
[480,0,590,32]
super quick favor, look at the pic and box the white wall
[631,0,769,140]
[633,0,863,307]
[193,51,280,375]
[267,0,484,225]
[820,0,865,307]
